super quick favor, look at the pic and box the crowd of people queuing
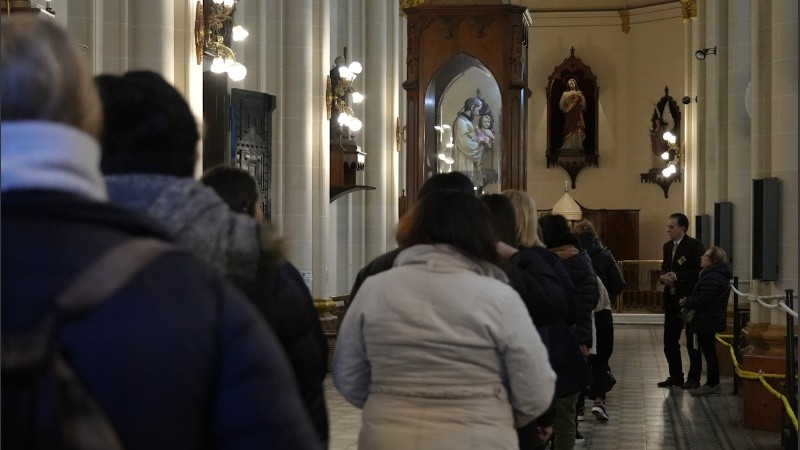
[1,14,731,450]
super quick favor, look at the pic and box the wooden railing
[616,260,664,313]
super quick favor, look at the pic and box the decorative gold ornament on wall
[396,118,406,152]
[680,0,697,20]
[618,10,630,34]
[194,0,249,81]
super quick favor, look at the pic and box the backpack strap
[56,238,173,313]
[3,238,173,371]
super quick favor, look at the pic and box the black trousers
[696,332,720,386]
[663,300,701,381]
[588,309,614,400]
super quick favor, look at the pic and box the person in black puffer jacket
[681,246,732,396]
[573,219,625,421]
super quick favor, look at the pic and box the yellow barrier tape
[715,333,798,430]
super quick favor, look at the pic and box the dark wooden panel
[230,89,275,222]
[202,71,228,169]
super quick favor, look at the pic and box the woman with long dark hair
[334,190,556,449]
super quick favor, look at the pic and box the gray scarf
[105,174,260,280]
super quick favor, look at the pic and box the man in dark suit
[656,213,705,389]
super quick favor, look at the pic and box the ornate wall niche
[403,3,531,205]
[545,47,599,189]
[640,86,682,198]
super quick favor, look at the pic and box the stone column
[280,0,316,281]
[130,1,175,79]
[363,1,392,261]
[739,0,798,433]
[726,0,751,280]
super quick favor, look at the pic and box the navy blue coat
[682,264,732,334]
[578,233,625,299]
[1,191,322,450]
[520,246,590,398]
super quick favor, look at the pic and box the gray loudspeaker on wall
[752,178,779,281]
[714,202,733,264]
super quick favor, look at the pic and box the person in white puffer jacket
[334,190,556,450]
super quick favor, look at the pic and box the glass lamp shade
[228,62,247,81]
[232,25,249,41]
[210,57,226,73]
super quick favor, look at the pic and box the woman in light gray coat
[334,190,556,450]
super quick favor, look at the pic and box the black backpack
[2,238,171,450]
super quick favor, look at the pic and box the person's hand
[496,241,519,260]
[537,426,553,442]
[679,297,687,306]
[660,272,675,287]
[579,344,590,357]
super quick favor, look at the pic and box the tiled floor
[325,323,785,449]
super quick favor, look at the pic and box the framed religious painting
[545,47,599,189]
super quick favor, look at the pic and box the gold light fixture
[660,131,683,177]
[326,47,364,138]
[194,0,248,81]
[641,87,683,198]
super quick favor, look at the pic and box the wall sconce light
[641,87,682,198]
[326,47,364,139]
[695,46,716,61]
[194,0,248,81]
[659,131,683,177]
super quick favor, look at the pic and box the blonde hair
[0,15,102,137]
[502,189,544,248]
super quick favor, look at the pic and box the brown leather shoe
[657,377,684,388]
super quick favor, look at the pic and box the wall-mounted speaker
[752,178,780,280]
[695,214,711,249]
[714,202,733,264]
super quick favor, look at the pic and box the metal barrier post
[786,290,795,412]
[733,277,740,394]
[784,289,796,449]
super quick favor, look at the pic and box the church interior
[6,0,797,448]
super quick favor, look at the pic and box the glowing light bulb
[349,118,363,132]
[351,92,364,103]
[661,151,670,160]
[349,62,362,74]
[232,25,249,41]
[210,57,226,73]
[338,66,353,80]
[228,62,247,81]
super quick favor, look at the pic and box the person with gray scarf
[95,71,329,445]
